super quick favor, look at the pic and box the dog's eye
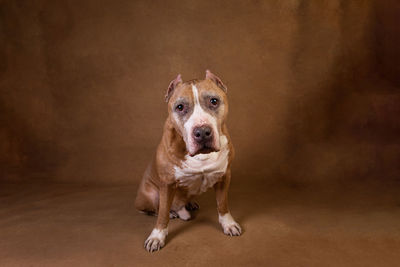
[176,104,184,111]
[210,98,219,106]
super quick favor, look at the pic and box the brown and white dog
[135,70,241,252]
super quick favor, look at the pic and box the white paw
[144,228,167,252]
[176,206,191,221]
[219,213,242,236]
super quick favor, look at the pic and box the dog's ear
[205,70,227,93]
[165,74,183,102]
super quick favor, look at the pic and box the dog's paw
[185,201,200,211]
[222,221,242,236]
[169,210,179,219]
[144,228,167,252]
[177,206,191,221]
[219,213,242,236]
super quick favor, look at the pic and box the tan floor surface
[1,181,399,267]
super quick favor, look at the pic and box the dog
[135,70,241,252]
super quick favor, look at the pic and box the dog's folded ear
[205,70,227,93]
[165,74,183,102]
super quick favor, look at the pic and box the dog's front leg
[144,182,176,252]
[214,169,242,236]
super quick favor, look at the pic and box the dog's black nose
[193,126,213,143]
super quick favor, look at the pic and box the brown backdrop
[1,1,400,266]
[1,0,399,186]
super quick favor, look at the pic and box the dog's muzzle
[191,125,217,155]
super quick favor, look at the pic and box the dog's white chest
[174,136,229,195]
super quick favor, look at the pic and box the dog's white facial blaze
[183,85,220,156]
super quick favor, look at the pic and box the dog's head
[165,70,228,157]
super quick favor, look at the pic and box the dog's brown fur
[135,71,240,252]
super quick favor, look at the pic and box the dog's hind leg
[135,179,159,214]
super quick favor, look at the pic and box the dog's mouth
[189,144,219,157]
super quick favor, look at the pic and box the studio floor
[1,180,399,267]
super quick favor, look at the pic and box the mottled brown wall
[1,0,399,185]
[374,0,400,85]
